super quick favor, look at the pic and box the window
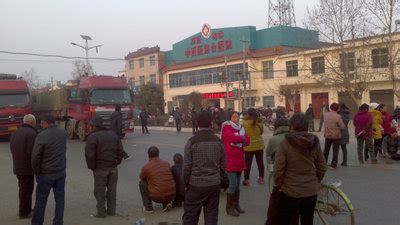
[168,63,247,88]
[245,97,256,108]
[129,60,134,69]
[340,52,355,72]
[262,60,274,79]
[311,56,325,74]
[372,48,388,68]
[139,76,145,85]
[263,96,275,107]
[150,74,156,83]
[128,78,135,88]
[139,58,144,68]
[90,89,132,105]
[149,56,156,66]
[286,60,298,77]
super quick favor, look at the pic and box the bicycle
[267,161,355,225]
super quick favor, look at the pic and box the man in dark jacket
[10,114,37,219]
[173,107,182,132]
[266,113,327,225]
[31,115,67,225]
[85,117,124,218]
[183,110,226,225]
[191,108,198,134]
[110,105,129,159]
[305,104,315,132]
[139,110,150,134]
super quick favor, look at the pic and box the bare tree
[21,68,43,90]
[71,60,95,80]
[264,80,302,111]
[365,0,400,97]
[305,0,373,106]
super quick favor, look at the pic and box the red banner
[202,91,233,99]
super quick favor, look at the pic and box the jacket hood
[243,116,263,123]
[339,109,350,115]
[285,132,319,150]
[370,109,381,117]
[274,126,289,135]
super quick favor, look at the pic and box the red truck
[33,75,134,141]
[0,74,32,136]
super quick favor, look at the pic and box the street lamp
[70,35,102,75]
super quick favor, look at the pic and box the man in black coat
[10,114,37,219]
[85,117,124,218]
[139,110,150,134]
[31,114,67,225]
[191,108,198,134]
[110,105,129,159]
[305,104,315,132]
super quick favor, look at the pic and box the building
[124,46,165,93]
[161,25,400,117]
[161,25,320,113]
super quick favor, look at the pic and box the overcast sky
[0,0,318,84]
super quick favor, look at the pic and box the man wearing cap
[10,114,37,219]
[31,115,67,225]
[85,116,124,218]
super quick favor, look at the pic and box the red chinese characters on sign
[202,91,233,99]
[184,31,233,58]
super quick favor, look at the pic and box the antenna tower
[268,0,296,27]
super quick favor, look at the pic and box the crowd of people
[8,101,400,225]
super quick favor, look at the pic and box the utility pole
[224,56,229,109]
[241,34,249,110]
[71,35,102,75]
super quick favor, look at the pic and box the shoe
[162,202,172,212]
[92,213,107,218]
[234,191,245,214]
[341,163,348,167]
[19,212,32,219]
[143,208,154,214]
[172,202,182,208]
[328,164,337,169]
[242,179,250,187]
[257,177,265,184]
[107,211,116,216]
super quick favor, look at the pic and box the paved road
[1,128,399,225]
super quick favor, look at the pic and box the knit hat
[369,102,379,110]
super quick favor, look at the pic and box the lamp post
[70,35,102,75]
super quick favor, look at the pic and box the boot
[234,190,245,214]
[226,193,239,217]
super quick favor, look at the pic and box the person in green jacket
[242,108,265,186]
[266,118,290,162]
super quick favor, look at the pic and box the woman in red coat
[221,111,250,217]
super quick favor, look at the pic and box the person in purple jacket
[353,104,377,164]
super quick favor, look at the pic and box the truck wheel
[77,121,87,141]
[66,121,77,140]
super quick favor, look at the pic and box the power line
[0,58,123,63]
[0,50,124,61]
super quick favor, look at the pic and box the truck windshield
[0,93,30,108]
[90,89,132,105]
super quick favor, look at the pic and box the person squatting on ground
[266,113,327,225]
[353,104,377,164]
[221,111,250,217]
[139,146,175,213]
[110,104,130,159]
[242,108,265,186]
[139,110,150,134]
[265,118,289,163]
[31,115,67,225]
[338,103,350,166]
[171,153,184,207]
[323,103,346,168]
[182,110,226,225]
[10,114,37,219]
[85,116,124,218]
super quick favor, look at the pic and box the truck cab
[65,76,134,140]
[0,74,32,136]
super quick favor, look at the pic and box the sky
[0,0,318,84]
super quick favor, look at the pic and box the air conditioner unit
[255,96,261,102]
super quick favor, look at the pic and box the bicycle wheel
[314,184,355,225]
[268,173,274,194]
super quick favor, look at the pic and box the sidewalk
[135,126,192,133]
